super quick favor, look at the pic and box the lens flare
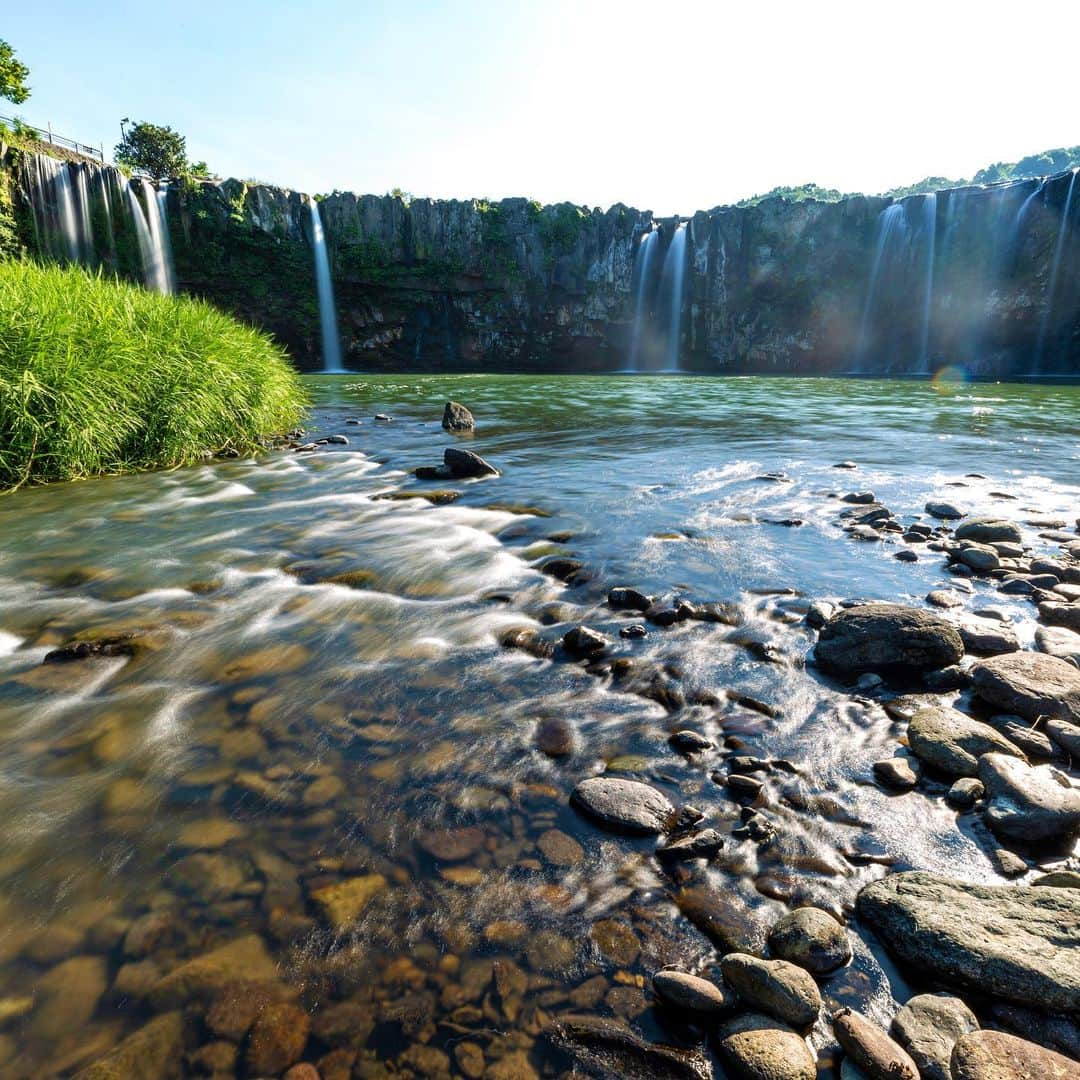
[931,364,968,390]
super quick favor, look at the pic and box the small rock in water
[971,651,1080,725]
[833,1008,919,1080]
[669,730,713,753]
[895,549,919,562]
[563,625,609,658]
[834,461,858,469]
[442,400,475,431]
[245,1002,310,1076]
[892,993,979,1080]
[907,704,1021,777]
[608,586,653,611]
[842,491,877,504]
[656,828,724,860]
[978,752,1080,843]
[873,758,919,790]
[955,517,1023,544]
[720,953,821,1027]
[652,970,735,1016]
[374,413,392,421]
[325,434,349,444]
[946,777,984,809]
[535,716,574,757]
[926,500,965,520]
[951,1029,1077,1080]
[570,776,674,835]
[957,544,1001,572]
[444,446,498,478]
[768,907,852,975]
[619,623,647,639]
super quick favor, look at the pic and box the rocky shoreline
[2,397,1079,1079]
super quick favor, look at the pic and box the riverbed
[0,374,1077,1077]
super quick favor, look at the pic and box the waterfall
[144,183,176,294]
[627,228,658,371]
[309,199,344,373]
[853,203,908,371]
[1034,168,1078,373]
[25,156,81,262]
[125,180,173,294]
[659,223,688,372]
[74,165,95,263]
[918,193,937,372]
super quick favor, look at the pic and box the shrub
[0,260,307,489]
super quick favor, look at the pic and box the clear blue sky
[5,1,1077,213]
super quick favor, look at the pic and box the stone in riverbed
[1039,601,1080,632]
[717,1012,815,1080]
[958,544,1001,572]
[31,955,108,1041]
[310,874,387,931]
[1045,717,1080,756]
[857,871,1080,1011]
[676,885,770,955]
[74,1010,184,1080]
[535,716,574,756]
[768,907,851,974]
[977,752,1080,843]
[570,777,674,835]
[946,777,984,808]
[970,650,1080,725]
[927,589,965,609]
[444,446,498,478]
[957,619,1019,655]
[652,970,735,1016]
[149,934,277,1009]
[245,1002,310,1075]
[442,401,475,431]
[951,1029,1077,1080]
[608,586,654,612]
[892,993,979,1080]
[955,517,1023,544]
[873,758,919,790]
[926,501,965,520]
[720,953,821,1027]
[906,704,1022,777]
[833,1008,918,1080]
[563,625,609,657]
[814,603,964,677]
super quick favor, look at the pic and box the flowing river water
[0,375,1078,1077]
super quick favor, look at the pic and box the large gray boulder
[442,400,475,432]
[955,517,1022,544]
[906,705,1021,776]
[1039,601,1080,631]
[1036,624,1080,665]
[951,1030,1077,1080]
[815,604,964,677]
[970,650,1080,725]
[570,777,674,835]
[977,752,1080,843]
[857,872,1080,1012]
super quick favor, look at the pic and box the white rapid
[627,227,659,371]
[1034,167,1078,373]
[660,223,688,372]
[125,179,174,294]
[309,198,345,372]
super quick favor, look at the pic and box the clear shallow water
[0,374,1078,1076]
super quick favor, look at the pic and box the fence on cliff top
[0,114,105,163]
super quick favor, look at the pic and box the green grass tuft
[0,260,308,489]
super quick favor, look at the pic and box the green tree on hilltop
[0,39,30,104]
[115,121,189,180]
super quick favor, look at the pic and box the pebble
[570,776,674,835]
[652,969,735,1015]
[717,1012,816,1080]
[768,907,852,974]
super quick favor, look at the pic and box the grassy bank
[0,261,307,489]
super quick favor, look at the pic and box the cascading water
[917,193,937,372]
[125,180,173,294]
[659,223,688,372]
[627,227,658,371]
[144,183,176,294]
[25,156,81,262]
[309,198,345,373]
[853,203,907,371]
[74,165,94,263]
[1033,168,1078,373]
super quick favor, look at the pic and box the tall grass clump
[0,260,307,489]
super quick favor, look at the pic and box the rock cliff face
[5,142,1079,375]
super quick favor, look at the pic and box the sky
[5,1,1078,214]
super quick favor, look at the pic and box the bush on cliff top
[0,260,306,489]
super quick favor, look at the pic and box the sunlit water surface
[0,375,1078,1076]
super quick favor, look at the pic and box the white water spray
[309,199,344,372]
[125,180,174,294]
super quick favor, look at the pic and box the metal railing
[0,114,105,163]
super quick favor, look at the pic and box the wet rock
[167,852,246,902]
[563,625,610,658]
[907,704,1022,777]
[676,886,769,955]
[310,874,387,931]
[149,934,277,1010]
[570,777,674,835]
[717,1012,815,1080]
[414,464,453,480]
[175,818,246,851]
[417,826,486,862]
[1045,717,1080,756]
[926,501,965,520]
[31,954,108,1041]
[1036,625,1080,664]
[123,910,173,959]
[892,993,979,1080]
[206,978,290,1040]
[991,846,1029,878]
[1034,870,1080,888]
[955,518,1023,544]
[656,828,724,860]
[768,907,851,974]
[926,589,965,609]
[535,716,574,756]
[977,752,1080,843]
[444,446,498,478]
[537,828,584,867]
[499,626,555,659]
[727,774,764,800]
[670,730,713,753]
[1039,601,1080,632]
[442,400,475,431]
[857,871,1080,1011]
[946,777,984,809]
[815,604,964,677]
[958,620,1019,655]
[590,919,640,966]
[454,1042,486,1078]
[620,623,648,639]
[609,587,654,612]
[832,1008,918,1080]
[951,1029,1077,1080]
[246,1002,310,1075]
[720,953,821,1027]
[74,1010,183,1080]
[544,1014,714,1079]
[539,556,587,583]
[873,758,918,790]
[652,970,735,1016]
[958,544,1001,572]
[284,1065,320,1080]
[894,549,918,563]
[986,714,1059,760]
[310,1000,376,1048]
[971,651,1080,725]
[987,1001,1080,1060]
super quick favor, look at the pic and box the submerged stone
[570,777,674,835]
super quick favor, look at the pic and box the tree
[114,121,188,180]
[0,39,30,104]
